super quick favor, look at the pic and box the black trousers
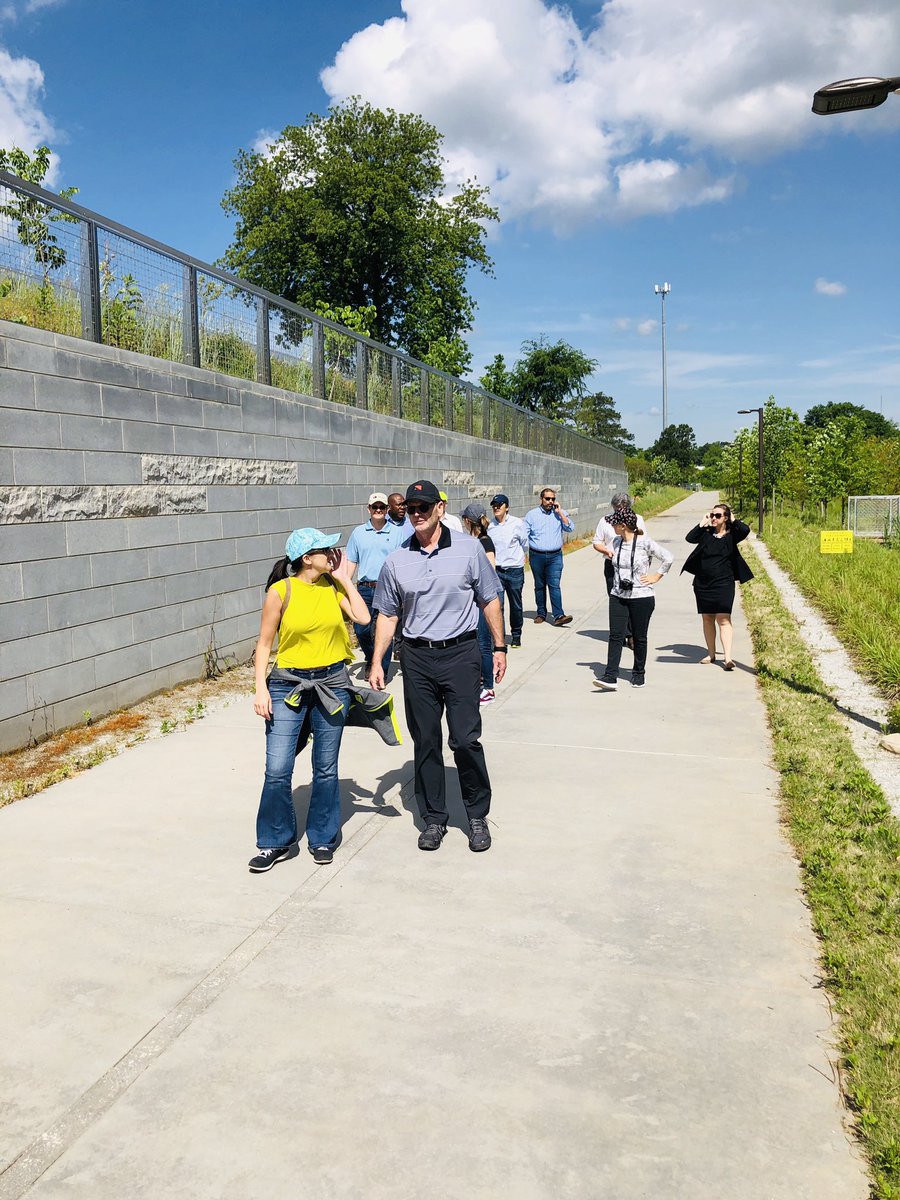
[400,638,491,825]
[604,594,655,682]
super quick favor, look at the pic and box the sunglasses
[370,504,387,511]
[406,503,434,515]
[542,496,557,503]
[491,502,505,508]
[711,512,725,519]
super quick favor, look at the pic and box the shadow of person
[396,764,471,834]
[656,642,714,664]
[575,629,610,643]
[291,771,404,851]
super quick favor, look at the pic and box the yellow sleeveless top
[270,576,352,669]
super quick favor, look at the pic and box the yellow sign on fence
[820,530,854,554]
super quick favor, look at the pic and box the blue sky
[1,0,899,449]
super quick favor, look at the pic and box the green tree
[806,416,867,516]
[508,337,597,422]
[573,391,635,452]
[760,396,804,495]
[220,98,497,373]
[804,401,898,440]
[648,423,697,472]
[0,145,78,291]
[479,353,513,400]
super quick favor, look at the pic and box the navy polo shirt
[373,526,501,640]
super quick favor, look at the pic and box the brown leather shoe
[554,615,573,626]
[534,615,545,624]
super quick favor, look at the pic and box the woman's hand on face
[327,548,351,585]
[254,687,272,719]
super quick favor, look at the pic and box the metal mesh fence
[97,230,182,360]
[0,170,625,473]
[848,496,900,538]
[197,273,257,380]
[0,182,84,337]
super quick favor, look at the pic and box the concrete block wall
[0,319,626,751]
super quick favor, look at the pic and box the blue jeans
[256,674,350,850]
[354,583,392,675]
[530,550,564,620]
[496,565,524,638]
[477,608,493,689]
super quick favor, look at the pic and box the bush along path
[741,542,900,1199]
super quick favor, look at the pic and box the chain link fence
[847,495,900,538]
[0,170,623,471]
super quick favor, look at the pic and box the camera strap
[615,534,638,588]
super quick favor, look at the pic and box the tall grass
[763,515,900,706]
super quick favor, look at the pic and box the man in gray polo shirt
[370,479,506,852]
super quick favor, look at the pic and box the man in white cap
[345,493,406,676]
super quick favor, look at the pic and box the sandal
[700,655,716,664]
[723,660,735,671]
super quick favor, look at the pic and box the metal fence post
[420,368,429,424]
[182,263,199,366]
[465,385,473,436]
[311,320,325,400]
[256,296,271,386]
[80,220,101,343]
[391,355,401,418]
[444,378,452,430]
[356,343,367,408]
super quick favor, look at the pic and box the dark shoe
[593,678,618,692]
[510,636,521,648]
[534,615,545,624]
[630,675,645,688]
[248,845,293,873]
[468,818,492,852]
[311,845,334,864]
[624,636,634,651]
[418,823,447,851]
[554,614,573,627]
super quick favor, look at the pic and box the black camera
[618,577,633,592]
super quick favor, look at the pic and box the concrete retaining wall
[0,319,626,751]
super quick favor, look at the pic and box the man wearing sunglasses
[524,487,575,626]
[370,480,506,853]
[345,493,407,678]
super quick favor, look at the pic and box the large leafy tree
[574,391,635,452]
[479,353,514,400]
[0,145,78,288]
[648,423,697,472]
[804,401,898,440]
[220,99,497,375]
[507,337,597,422]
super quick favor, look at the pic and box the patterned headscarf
[605,507,638,531]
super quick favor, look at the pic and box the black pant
[604,594,655,682]
[604,560,633,637]
[400,639,491,825]
[496,565,524,638]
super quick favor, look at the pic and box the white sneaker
[479,688,495,705]
[592,679,618,691]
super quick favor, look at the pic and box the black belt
[403,630,477,649]
[529,547,561,554]
[358,579,378,586]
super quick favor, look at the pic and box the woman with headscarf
[681,503,753,670]
[593,508,673,691]
[249,527,371,872]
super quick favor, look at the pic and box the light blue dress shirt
[346,519,406,582]
[523,505,575,551]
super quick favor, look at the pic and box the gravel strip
[751,535,900,814]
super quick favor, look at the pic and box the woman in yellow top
[249,527,370,872]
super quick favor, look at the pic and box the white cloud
[815,277,847,296]
[637,319,657,336]
[0,46,58,177]
[320,0,900,228]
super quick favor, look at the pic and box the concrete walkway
[0,492,868,1199]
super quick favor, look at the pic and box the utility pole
[654,282,671,430]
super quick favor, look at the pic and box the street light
[737,408,764,536]
[654,282,671,431]
[812,76,900,115]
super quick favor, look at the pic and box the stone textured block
[60,414,123,451]
[0,485,42,521]
[141,453,297,487]
[445,470,475,485]
[43,484,108,521]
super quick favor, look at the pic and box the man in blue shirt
[524,487,575,626]
[345,493,406,676]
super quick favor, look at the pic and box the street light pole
[654,282,671,430]
[738,408,764,536]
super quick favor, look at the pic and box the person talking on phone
[593,508,672,691]
[524,487,575,626]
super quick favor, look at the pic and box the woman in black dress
[682,503,752,670]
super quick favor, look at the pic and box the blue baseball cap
[490,494,510,507]
[285,528,341,561]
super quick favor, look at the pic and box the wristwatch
[493,645,508,653]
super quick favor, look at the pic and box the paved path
[0,491,868,1199]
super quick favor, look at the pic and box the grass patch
[762,515,900,706]
[634,485,692,518]
[741,542,900,1198]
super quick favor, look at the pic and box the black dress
[692,532,737,614]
